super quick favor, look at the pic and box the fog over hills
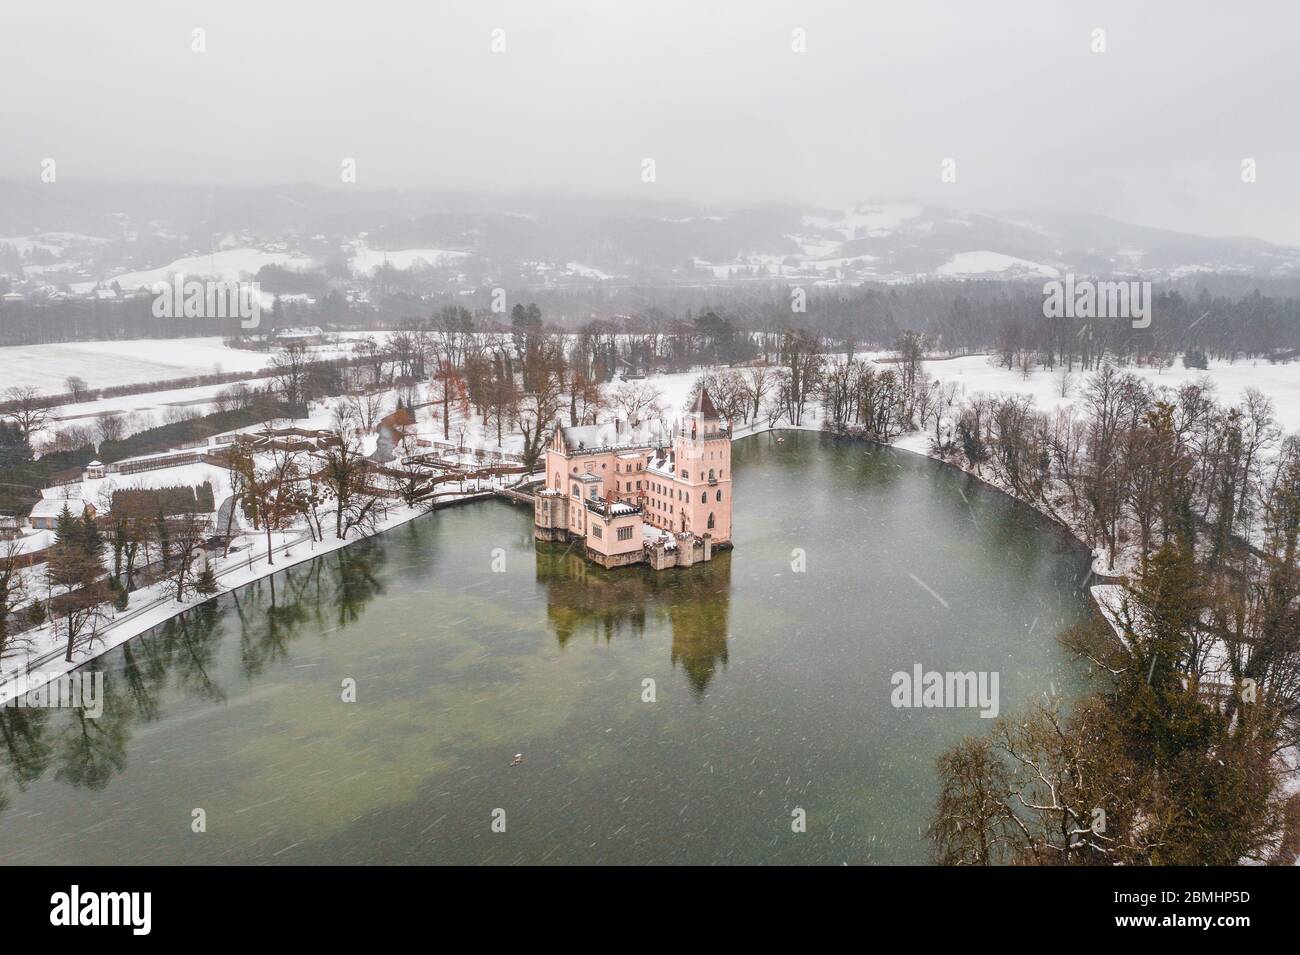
[2,181,1297,300]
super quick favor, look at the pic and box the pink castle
[534,389,733,569]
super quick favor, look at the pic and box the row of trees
[10,269,1300,364]
[1,419,395,670]
[0,498,219,668]
[928,367,1300,864]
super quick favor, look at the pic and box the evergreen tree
[195,566,218,597]
[53,503,78,545]
[80,513,106,570]
[0,420,33,470]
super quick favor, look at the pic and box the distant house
[0,516,21,540]
[274,325,324,346]
[28,497,95,531]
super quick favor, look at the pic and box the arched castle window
[716,490,722,502]
[700,491,706,503]
[708,469,714,481]
[707,513,715,529]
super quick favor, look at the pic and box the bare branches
[2,385,50,439]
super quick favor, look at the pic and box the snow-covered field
[0,332,395,398]
[915,353,1300,434]
[74,248,315,295]
[348,244,467,273]
[0,337,276,394]
[934,250,1059,279]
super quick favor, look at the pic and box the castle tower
[673,388,732,543]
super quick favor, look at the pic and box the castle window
[700,491,706,503]
[592,524,603,539]
[707,513,715,529]
[571,484,579,498]
[716,490,722,502]
[617,526,633,541]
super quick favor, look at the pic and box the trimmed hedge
[111,481,216,516]
[97,405,294,464]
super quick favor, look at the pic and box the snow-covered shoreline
[9,349,1293,707]
[2,417,1104,707]
[0,482,506,707]
[742,416,1116,576]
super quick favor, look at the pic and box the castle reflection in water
[534,541,732,696]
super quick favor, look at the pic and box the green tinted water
[0,432,1092,864]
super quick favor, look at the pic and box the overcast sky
[2,0,1298,244]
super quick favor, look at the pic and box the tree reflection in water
[535,544,733,697]
[0,706,52,812]
[0,540,387,803]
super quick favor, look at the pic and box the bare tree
[95,412,125,445]
[317,429,385,539]
[780,328,823,426]
[347,390,385,433]
[609,379,663,424]
[516,360,566,471]
[269,341,311,412]
[2,385,50,439]
[242,446,304,564]
[64,376,89,403]
[430,357,469,441]
[742,365,775,423]
[163,513,210,601]
[0,540,29,661]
